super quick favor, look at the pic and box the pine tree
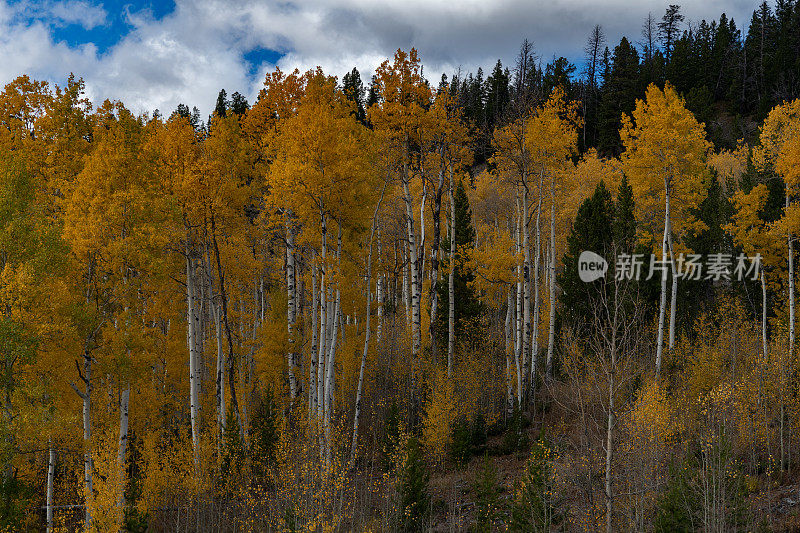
[342,67,366,124]
[508,434,562,532]
[250,388,279,478]
[485,60,510,132]
[214,89,229,118]
[613,174,636,251]
[399,437,430,532]
[557,181,615,333]
[230,92,249,115]
[597,37,641,156]
[435,180,482,343]
[659,5,685,61]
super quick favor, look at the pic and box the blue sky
[0,0,759,116]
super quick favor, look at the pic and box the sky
[0,0,760,117]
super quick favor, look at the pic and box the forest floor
[428,429,536,532]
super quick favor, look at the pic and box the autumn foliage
[2,46,800,532]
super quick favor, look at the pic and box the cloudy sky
[0,0,759,116]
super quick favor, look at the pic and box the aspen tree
[757,98,800,470]
[524,88,581,380]
[491,117,534,399]
[64,100,161,526]
[621,83,709,376]
[352,180,388,464]
[266,70,373,463]
[370,49,433,362]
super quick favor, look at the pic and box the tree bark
[546,191,557,379]
[323,224,343,466]
[505,287,515,414]
[376,229,384,346]
[430,165,445,351]
[605,281,619,533]
[515,194,524,406]
[214,299,225,436]
[317,211,328,423]
[530,173,543,397]
[522,183,532,398]
[117,385,130,510]
[655,191,670,377]
[310,252,319,420]
[666,213,678,352]
[210,217,242,436]
[402,167,422,359]
[186,252,201,465]
[70,348,93,530]
[46,442,55,533]
[352,183,386,464]
[286,216,298,406]
[762,265,768,362]
[448,167,457,378]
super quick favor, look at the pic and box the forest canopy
[3,0,800,531]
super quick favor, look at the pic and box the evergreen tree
[659,5,685,61]
[508,434,563,531]
[485,60,510,131]
[366,75,379,110]
[435,181,483,341]
[250,388,279,478]
[399,437,430,532]
[173,103,203,132]
[342,67,367,124]
[230,91,249,115]
[221,408,244,477]
[597,37,641,156]
[557,181,615,333]
[613,174,637,252]
[680,173,735,334]
[473,454,501,531]
[214,89,229,118]
[543,57,576,100]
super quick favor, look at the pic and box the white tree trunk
[323,290,341,467]
[70,350,93,530]
[522,185,532,398]
[605,280,619,533]
[186,252,201,465]
[786,192,795,471]
[310,253,319,419]
[789,193,795,361]
[505,287,514,414]
[667,215,678,351]
[762,265,768,361]
[286,219,298,405]
[376,236,384,345]
[448,169,456,378]
[352,184,386,463]
[655,192,670,377]
[46,441,55,533]
[214,300,225,436]
[402,244,410,326]
[117,385,130,509]
[323,224,343,466]
[530,180,543,395]
[317,213,327,423]
[402,175,422,359]
[546,197,556,379]
[515,196,523,406]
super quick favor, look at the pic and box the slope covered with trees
[3,1,800,531]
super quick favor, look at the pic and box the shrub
[399,437,430,532]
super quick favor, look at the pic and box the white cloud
[0,0,761,117]
[48,0,107,29]
[11,0,107,29]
